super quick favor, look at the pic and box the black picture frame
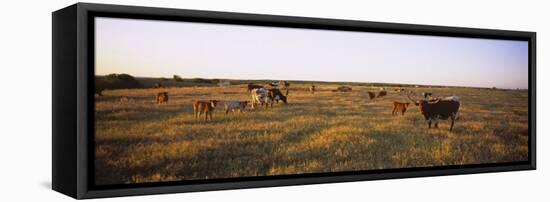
[52,2,536,199]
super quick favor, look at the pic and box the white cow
[251,88,272,108]
[221,100,249,114]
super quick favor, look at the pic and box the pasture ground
[95,83,529,185]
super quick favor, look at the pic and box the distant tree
[173,75,184,82]
[95,73,142,94]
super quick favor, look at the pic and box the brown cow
[392,102,410,115]
[377,90,387,98]
[367,91,376,99]
[156,92,168,104]
[309,85,316,94]
[193,100,219,121]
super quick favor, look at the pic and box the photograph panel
[94,17,529,185]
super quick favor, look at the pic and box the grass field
[94,82,529,185]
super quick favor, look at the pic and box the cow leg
[401,109,405,116]
[434,118,439,128]
[392,108,396,115]
[427,120,432,128]
[449,115,455,132]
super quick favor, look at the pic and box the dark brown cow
[268,88,288,105]
[193,100,219,121]
[392,102,410,115]
[367,91,376,99]
[309,85,316,94]
[408,94,460,131]
[156,92,168,104]
[377,90,387,98]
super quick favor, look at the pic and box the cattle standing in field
[222,101,249,114]
[156,92,168,104]
[377,90,387,98]
[392,102,410,115]
[251,88,272,108]
[268,88,288,104]
[310,85,316,94]
[251,88,287,108]
[367,91,376,99]
[247,83,264,92]
[193,100,219,121]
[333,86,352,92]
[407,94,460,131]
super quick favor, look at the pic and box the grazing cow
[367,91,376,99]
[222,101,249,114]
[408,94,460,131]
[310,85,316,94]
[394,88,405,92]
[334,86,352,92]
[193,100,219,121]
[251,88,272,108]
[156,92,168,104]
[247,83,264,92]
[377,90,387,98]
[422,92,433,99]
[153,82,162,88]
[392,102,410,115]
[268,88,288,104]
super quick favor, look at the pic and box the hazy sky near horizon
[95,17,529,89]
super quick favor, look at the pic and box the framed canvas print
[52,3,536,199]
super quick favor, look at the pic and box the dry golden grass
[95,83,528,185]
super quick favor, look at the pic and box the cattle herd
[152,82,462,131]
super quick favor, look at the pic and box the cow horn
[428,98,440,104]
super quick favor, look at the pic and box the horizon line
[96,73,529,90]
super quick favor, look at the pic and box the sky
[95,17,529,89]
